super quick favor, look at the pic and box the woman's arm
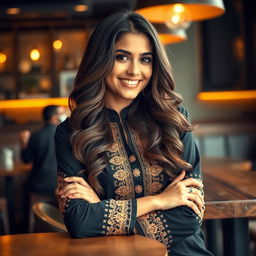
[55,121,137,238]
[59,169,204,218]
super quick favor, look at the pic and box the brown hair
[69,11,192,194]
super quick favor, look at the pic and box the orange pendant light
[136,0,225,29]
[154,23,187,44]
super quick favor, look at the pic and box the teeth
[122,79,139,85]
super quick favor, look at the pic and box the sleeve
[55,120,137,238]
[20,135,34,163]
[135,106,203,251]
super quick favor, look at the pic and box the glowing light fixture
[198,90,256,101]
[0,98,68,109]
[53,40,63,50]
[30,48,40,61]
[6,7,20,15]
[154,23,187,44]
[74,4,89,12]
[136,0,225,29]
[0,52,7,64]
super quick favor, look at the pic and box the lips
[119,79,141,88]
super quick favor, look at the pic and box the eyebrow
[115,49,152,56]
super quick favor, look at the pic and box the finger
[60,186,87,198]
[171,170,186,185]
[64,177,89,187]
[193,188,205,206]
[182,178,204,189]
[187,187,205,206]
[59,183,84,196]
[185,200,201,216]
[67,192,89,200]
[187,193,204,212]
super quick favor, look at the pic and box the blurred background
[0,0,255,253]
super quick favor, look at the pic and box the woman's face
[105,32,153,113]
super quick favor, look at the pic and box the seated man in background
[19,105,67,231]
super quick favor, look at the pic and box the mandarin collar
[105,99,139,122]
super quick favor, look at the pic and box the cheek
[144,66,153,80]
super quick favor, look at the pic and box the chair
[0,197,10,234]
[28,193,56,233]
[32,202,67,233]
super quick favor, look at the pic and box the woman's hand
[153,170,205,216]
[57,177,101,203]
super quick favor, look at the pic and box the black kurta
[55,105,213,256]
[21,123,57,196]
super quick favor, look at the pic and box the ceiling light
[74,5,89,12]
[6,7,21,15]
[154,23,187,44]
[30,48,40,61]
[136,0,225,25]
[0,52,7,64]
[53,40,63,50]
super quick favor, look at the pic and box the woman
[55,11,213,256]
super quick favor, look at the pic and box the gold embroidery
[148,165,163,176]
[150,182,163,193]
[133,168,141,177]
[108,123,135,200]
[109,143,119,153]
[129,155,136,162]
[104,199,132,235]
[109,156,125,165]
[137,212,172,249]
[113,169,127,181]
[115,186,132,197]
[135,185,143,194]
[130,131,164,195]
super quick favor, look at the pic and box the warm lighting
[136,0,225,23]
[0,52,7,64]
[198,90,256,101]
[165,4,191,30]
[6,7,21,15]
[30,48,40,61]
[0,98,68,109]
[53,40,63,50]
[18,59,32,73]
[74,5,89,12]
[154,23,187,44]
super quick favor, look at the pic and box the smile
[119,79,141,88]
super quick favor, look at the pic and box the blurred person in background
[19,105,67,231]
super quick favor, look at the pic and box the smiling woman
[104,33,153,113]
[54,10,213,256]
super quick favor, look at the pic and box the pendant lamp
[136,0,225,29]
[154,23,187,44]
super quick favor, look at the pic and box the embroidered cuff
[102,198,137,235]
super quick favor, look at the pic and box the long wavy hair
[69,11,192,194]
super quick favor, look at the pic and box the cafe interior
[0,0,256,255]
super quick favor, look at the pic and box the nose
[127,60,140,76]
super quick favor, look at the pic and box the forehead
[115,32,152,53]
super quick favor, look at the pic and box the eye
[140,56,152,64]
[115,54,129,62]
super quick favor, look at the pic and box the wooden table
[0,162,31,233]
[202,158,255,256]
[0,232,167,256]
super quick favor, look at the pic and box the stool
[0,197,10,234]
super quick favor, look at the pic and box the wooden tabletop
[203,159,256,219]
[0,232,167,256]
[0,162,31,177]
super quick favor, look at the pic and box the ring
[189,187,193,193]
